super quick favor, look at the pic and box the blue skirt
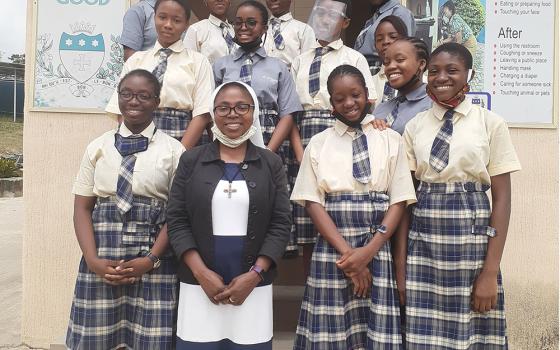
[294,192,403,349]
[406,182,507,349]
[66,196,177,350]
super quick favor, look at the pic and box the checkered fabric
[152,48,172,83]
[406,181,507,350]
[382,81,397,103]
[219,22,235,53]
[429,109,455,172]
[308,46,333,97]
[152,108,210,144]
[385,95,407,127]
[240,52,254,85]
[66,196,177,350]
[352,127,372,184]
[270,18,285,50]
[114,133,149,215]
[355,18,374,49]
[294,191,402,349]
[287,110,336,246]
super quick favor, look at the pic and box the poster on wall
[33,0,126,111]
[405,0,555,126]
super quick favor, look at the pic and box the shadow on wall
[506,280,559,349]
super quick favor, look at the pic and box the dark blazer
[167,140,292,285]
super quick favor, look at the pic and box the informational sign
[33,0,126,111]
[407,0,555,126]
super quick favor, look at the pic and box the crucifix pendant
[224,182,237,198]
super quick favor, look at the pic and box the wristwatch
[139,250,161,270]
[376,224,388,235]
[249,265,265,282]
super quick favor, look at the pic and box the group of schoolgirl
[66,0,522,348]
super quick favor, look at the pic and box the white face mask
[442,14,450,24]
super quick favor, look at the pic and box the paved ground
[0,197,294,350]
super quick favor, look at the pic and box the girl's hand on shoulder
[370,118,388,131]
[336,247,374,276]
[196,268,227,305]
[350,267,372,298]
[214,271,261,306]
[471,271,498,313]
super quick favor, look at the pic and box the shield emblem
[59,32,105,83]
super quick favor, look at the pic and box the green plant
[0,159,19,178]
[454,0,485,38]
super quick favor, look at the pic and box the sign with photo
[33,0,126,111]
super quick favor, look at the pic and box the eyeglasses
[233,19,260,29]
[118,91,157,102]
[213,103,254,117]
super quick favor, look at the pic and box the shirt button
[241,163,249,170]
[252,209,258,214]
[248,181,256,188]
[246,255,255,264]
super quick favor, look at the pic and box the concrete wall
[21,0,558,348]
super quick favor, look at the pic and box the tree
[454,0,485,38]
[8,54,25,65]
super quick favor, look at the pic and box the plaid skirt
[66,196,177,350]
[152,108,210,145]
[288,110,336,246]
[294,192,402,350]
[406,182,507,350]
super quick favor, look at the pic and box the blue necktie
[239,53,254,85]
[270,18,285,50]
[355,18,374,49]
[152,48,172,83]
[220,22,235,53]
[352,127,372,184]
[429,109,455,172]
[385,95,406,127]
[308,46,332,97]
[114,133,150,214]
[382,81,397,103]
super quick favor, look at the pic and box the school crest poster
[33,0,126,110]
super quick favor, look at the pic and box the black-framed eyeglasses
[233,19,260,29]
[213,104,254,117]
[118,91,157,102]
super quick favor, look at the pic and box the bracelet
[249,265,265,282]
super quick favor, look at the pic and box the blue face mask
[113,125,157,157]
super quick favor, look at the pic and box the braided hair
[393,36,430,72]
[237,0,269,24]
[431,42,473,69]
[327,64,367,96]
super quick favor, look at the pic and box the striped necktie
[239,52,254,85]
[114,133,150,214]
[220,22,235,53]
[429,109,455,172]
[355,17,374,49]
[352,127,372,184]
[270,18,285,50]
[152,48,172,83]
[385,95,406,127]
[382,81,397,103]
[308,46,332,97]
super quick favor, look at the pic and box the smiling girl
[291,64,416,349]
[402,43,521,349]
[106,0,214,150]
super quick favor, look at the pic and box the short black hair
[332,0,352,18]
[393,37,430,71]
[442,0,456,14]
[237,0,269,24]
[431,42,473,69]
[327,64,366,96]
[375,15,409,38]
[154,0,191,20]
[118,69,161,97]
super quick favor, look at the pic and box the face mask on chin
[234,37,263,51]
[332,102,373,128]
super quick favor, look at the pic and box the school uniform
[106,40,214,142]
[403,100,521,349]
[120,0,157,52]
[288,39,377,246]
[183,14,236,65]
[291,114,416,349]
[373,82,432,135]
[263,12,316,69]
[373,66,397,103]
[66,122,185,350]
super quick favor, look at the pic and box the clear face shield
[307,0,347,43]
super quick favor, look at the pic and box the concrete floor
[0,197,295,350]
